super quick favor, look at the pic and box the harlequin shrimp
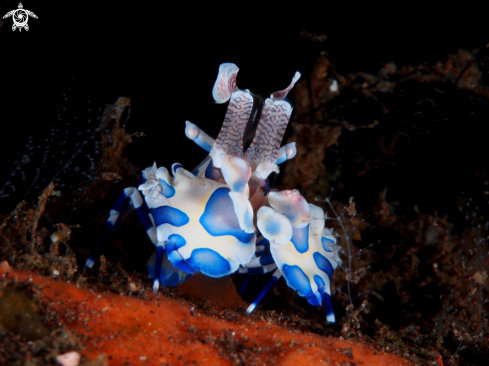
[86,63,342,322]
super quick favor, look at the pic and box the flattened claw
[212,63,239,104]
[264,203,341,323]
[268,190,311,228]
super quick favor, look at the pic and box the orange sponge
[0,262,413,366]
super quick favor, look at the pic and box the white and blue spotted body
[141,161,256,282]
[87,62,342,323]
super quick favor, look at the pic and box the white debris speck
[53,270,60,276]
[56,351,80,366]
[330,79,338,92]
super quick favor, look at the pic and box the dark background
[1,0,487,214]
[1,2,489,362]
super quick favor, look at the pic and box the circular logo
[12,9,28,28]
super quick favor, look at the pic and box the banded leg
[238,236,276,273]
[323,292,335,323]
[238,236,276,295]
[239,254,277,274]
[238,263,277,275]
[85,187,155,268]
[246,268,283,314]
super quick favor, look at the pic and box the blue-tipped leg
[246,268,283,314]
[323,292,335,323]
[153,243,165,292]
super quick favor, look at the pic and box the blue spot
[172,248,232,277]
[150,206,189,227]
[321,236,334,252]
[200,188,254,243]
[265,221,281,236]
[291,225,309,253]
[231,177,247,194]
[166,234,186,254]
[313,252,334,280]
[243,205,253,228]
[159,179,175,198]
[259,254,275,266]
[282,264,313,299]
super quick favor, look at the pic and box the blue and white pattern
[257,196,341,322]
[86,62,342,323]
[141,160,256,286]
